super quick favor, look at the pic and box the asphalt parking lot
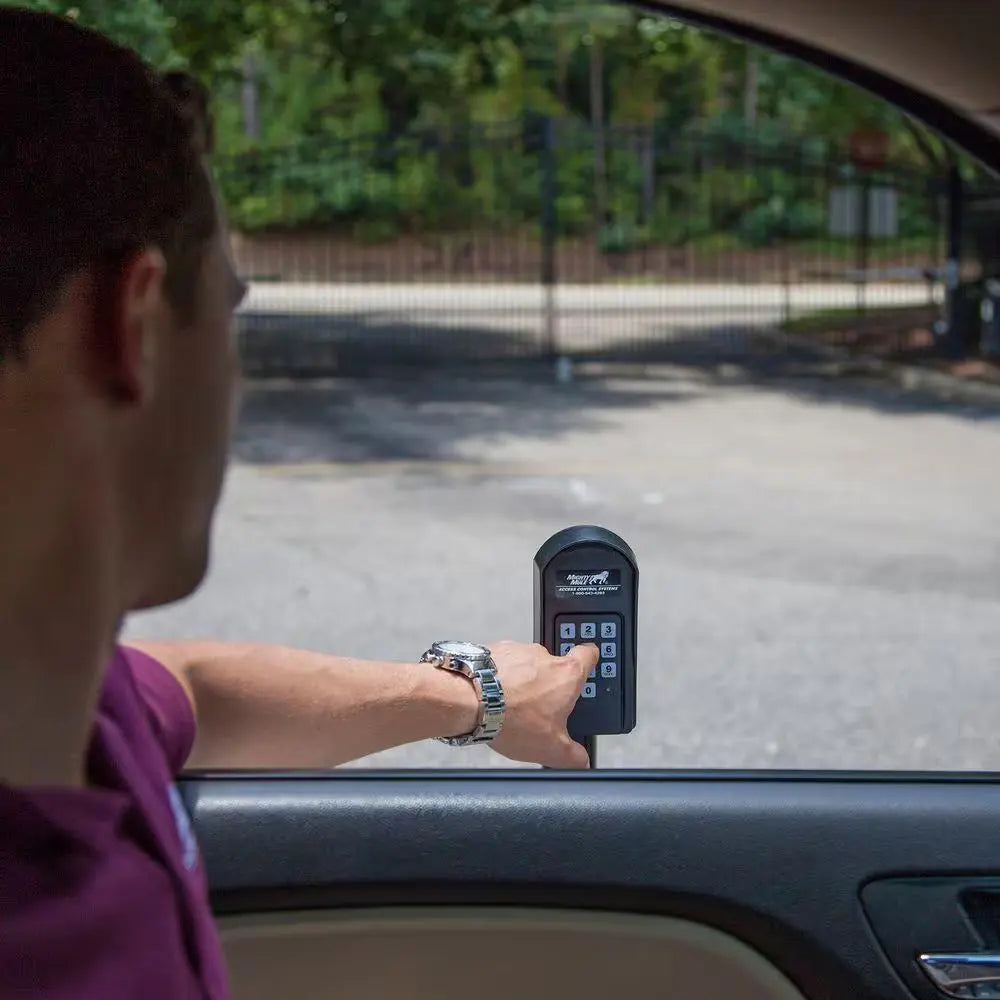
[127,340,1000,771]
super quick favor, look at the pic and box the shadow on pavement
[233,313,1000,466]
[238,311,546,374]
[645,329,1000,422]
[234,311,713,465]
[234,368,700,465]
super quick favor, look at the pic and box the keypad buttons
[559,642,575,656]
[559,622,576,639]
[600,621,617,639]
[588,663,597,679]
[601,662,617,679]
[581,683,597,699]
[580,622,597,640]
[601,641,617,659]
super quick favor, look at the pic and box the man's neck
[0,487,121,789]
[0,628,112,788]
[0,332,134,788]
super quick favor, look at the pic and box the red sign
[849,129,890,170]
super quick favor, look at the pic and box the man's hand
[489,640,598,769]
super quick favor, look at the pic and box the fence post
[944,163,965,357]
[856,171,870,315]
[539,115,559,360]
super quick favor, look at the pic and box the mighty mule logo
[555,569,621,596]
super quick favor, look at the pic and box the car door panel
[217,908,808,1000]
[182,771,1000,1000]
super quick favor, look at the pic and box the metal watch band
[420,647,506,746]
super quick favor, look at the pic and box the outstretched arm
[129,639,597,770]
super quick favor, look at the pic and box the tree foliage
[7,0,962,242]
[12,0,182,65]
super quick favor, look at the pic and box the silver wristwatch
[420,641,506,746]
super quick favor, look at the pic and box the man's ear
[90,248,168,405]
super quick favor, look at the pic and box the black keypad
[555,613,622,701]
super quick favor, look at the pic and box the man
[0,10,598,998]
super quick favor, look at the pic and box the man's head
[0,9,245,612]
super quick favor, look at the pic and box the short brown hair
[0,9,217,361]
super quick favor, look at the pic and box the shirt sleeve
[119,645,197,776]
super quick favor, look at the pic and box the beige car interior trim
[657,0,1000,119]
[219,906,809,1000]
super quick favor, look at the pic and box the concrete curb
[759,327,1000,411]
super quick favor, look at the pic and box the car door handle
[919,953,1000,997]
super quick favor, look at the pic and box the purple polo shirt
[0,646,229,998]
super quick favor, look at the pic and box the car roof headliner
[648,0,1000,166]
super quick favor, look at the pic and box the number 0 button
[581,683,597,699]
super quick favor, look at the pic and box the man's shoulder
[103,645,196,777]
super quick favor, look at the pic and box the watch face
[436,640,490,660]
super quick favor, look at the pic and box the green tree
[12,0,963,242]
[9,0,181,65]
[310,0,523,132]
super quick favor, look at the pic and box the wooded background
[13,1,964,251]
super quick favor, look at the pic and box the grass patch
[784,303,937,335]
[784,306,869,334]
[688,231,744,255]
[791,236,936,261]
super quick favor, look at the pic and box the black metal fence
[215,118,988,375]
